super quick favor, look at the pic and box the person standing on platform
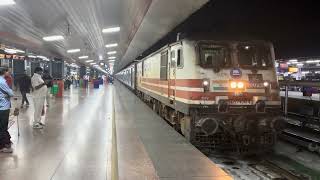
[83,74,89,88]
[18,71,31,108]
[42,70,53,107]
[31,67,47,129]
[0,67,14,153]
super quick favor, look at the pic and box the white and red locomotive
[116,36,284,153]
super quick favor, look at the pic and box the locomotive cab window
[238,44,272,68]
[199,44,230,68]
[142,60,144,77]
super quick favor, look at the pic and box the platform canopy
[0,0,208,71]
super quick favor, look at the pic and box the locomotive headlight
[263,81,269,87]
[237,82,245,89]
[230,81,237,89]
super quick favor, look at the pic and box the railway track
[255,160,307,180]
[209,154,310,180]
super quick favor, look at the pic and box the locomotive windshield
[199,44,230,68]
[238,44,272,68]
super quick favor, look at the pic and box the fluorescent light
[67,49,81,53]
[107,51,117,55]
[102,27,120,33]
[78,56,88,59]
[43,35,64,41]
[289,59,298,62]
[37,56,50,61]
[0,0,16,6]
[4,48,25,54]
[86,60,94,63]
[108,56,116,60]
[16,49,25,53]
[90,62,96,64]
[297,63,304,66]
[306,60,320,63]
[4,49,16,54]
[28,55,36,58]
[105,43,118,48]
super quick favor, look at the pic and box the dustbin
[94,80,99,89]
[51,84,59,95]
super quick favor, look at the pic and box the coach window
[160,51,168,80]
[177,49,183,68]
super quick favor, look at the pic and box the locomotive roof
[182,32,271,43]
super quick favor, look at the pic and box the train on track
[116,35,285,154]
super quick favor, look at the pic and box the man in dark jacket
[18,72,31,108]
[42,70,53,107]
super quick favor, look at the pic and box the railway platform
[0,82,231,180]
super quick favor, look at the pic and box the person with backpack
[0,67,14,153]
[18,71,32,108]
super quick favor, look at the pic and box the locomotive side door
[169,48,177,104]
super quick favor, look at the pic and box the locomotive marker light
[202,79,210,92]
[264,81,271,96]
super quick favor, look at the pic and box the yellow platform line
[111,93,119,180]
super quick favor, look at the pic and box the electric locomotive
[117,36,284,154]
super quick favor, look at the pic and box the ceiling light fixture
[102,27,120,33]
[105,43,118,48]
[4,48,25,54]
[67,49,81,53]
[28,55,36,58]
[0,0,16,6]
[79,56,89,59]
[289,59,298,62]
[90,62,96,65]
[107,51,117,55]
[108,56,116,60]
[43,35,64,42]
[86,60,94,63]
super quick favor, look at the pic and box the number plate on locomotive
[228,99,253,105]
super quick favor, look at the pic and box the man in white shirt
[83,74,89,88]
[31,67,47,129]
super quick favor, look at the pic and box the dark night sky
[141,0,320,60]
